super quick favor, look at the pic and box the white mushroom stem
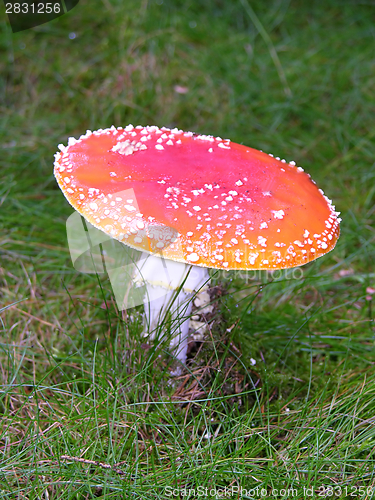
[134,252,209,365]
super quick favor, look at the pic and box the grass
[1,0,375,497]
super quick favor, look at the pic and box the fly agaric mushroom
[54,124,341,366]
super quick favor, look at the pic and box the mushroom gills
[133,252,209,366]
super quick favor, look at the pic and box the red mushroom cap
[54,125,341,270]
